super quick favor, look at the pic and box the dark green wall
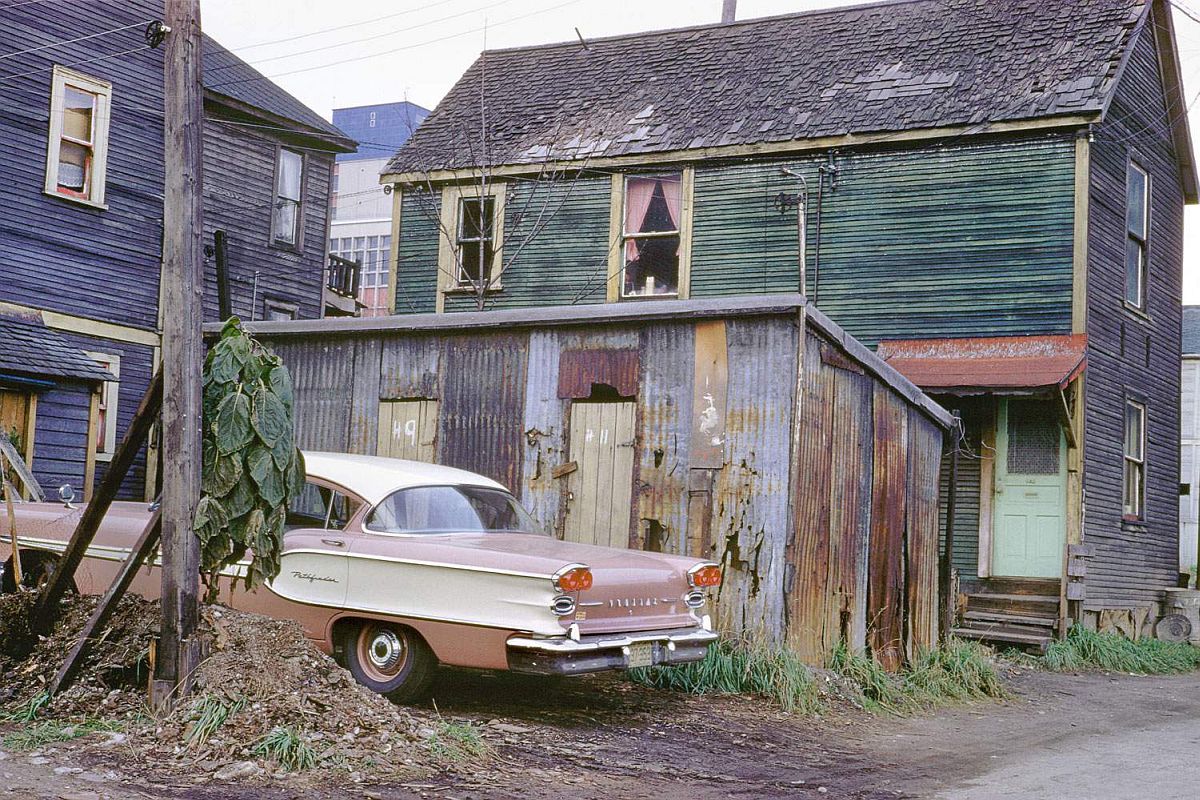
[395,134,1078,342]
[440,177,612,312]
[394,190,440,314]
[691,135,1078,345]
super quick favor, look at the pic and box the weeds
[1040,626,1200,674]
[252,726,318,772]
[1,690,51,723]
[629,639,822,714]
[829,638,1005,713]
[184,694,247,748]
[828,643,909,711]
[425,720,490,764]
[3,718,121,751]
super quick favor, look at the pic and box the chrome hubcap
[367,629,404,672]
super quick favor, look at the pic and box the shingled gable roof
[201,36,355,153]
[384,0,1191,187]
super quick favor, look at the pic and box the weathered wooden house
[1180,305,1200,578]
[0,1,354,501]
[376,0,1195,647]
[244,296,952,667]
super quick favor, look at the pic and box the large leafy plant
[196,318,304,602]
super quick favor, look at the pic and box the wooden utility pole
[154,0,204,707]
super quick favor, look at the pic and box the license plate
[626,642,654,669]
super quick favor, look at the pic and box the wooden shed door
[377,399,438,462]
[563,402,635,548]
[992,398,1066,578]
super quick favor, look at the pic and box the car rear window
[365,485,541,535]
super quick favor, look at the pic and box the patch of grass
[904,639,1006,703]
[1041,626,1200,674]
[184,694,247,748]
[425,720,491,764]
[629,639,822,714]
[3,718,121,751]
[1,691,51,723]
[252,726,318,772]
[829,638,1005,712]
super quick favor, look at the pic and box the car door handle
[321,538,345,548]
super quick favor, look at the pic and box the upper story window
[456,195,496,286]
[44,67,112,208]
[622,174,682,298]
[272,148,304,247]
[1123,399,1146,520]
[1125,161,1149,310]
[85,352,120,462]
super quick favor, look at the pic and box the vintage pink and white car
[1,452,720,700]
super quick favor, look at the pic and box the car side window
[286,482,358,531]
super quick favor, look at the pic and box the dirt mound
[0,593,441,785]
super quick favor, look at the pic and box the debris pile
[0,593,439,784]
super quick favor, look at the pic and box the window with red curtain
[622,174,681,298]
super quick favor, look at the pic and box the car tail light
[688,563,722,588]
[553,565,593,593]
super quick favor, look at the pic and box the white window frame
[85,351,120,462]
[1123,399,1146,520]
[44,66,112,209]
[1124,160,1150,311]
[271,147,306,249]
[435,183,506,309]
[606,167,694,303]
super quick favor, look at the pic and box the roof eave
[203,89,357,154]
[1151,0,1198,203]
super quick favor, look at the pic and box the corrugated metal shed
[877,334,1087,394]
[237,294,951,666]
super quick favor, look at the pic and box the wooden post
[2,463,22,588]
[939,411,961,640]
[154,0,204,707]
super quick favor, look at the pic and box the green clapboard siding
[395,190,441,314]
[443,177,612,312]
[690,135,1077,345]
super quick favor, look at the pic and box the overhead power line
[0,20,151,62]
[228,0,465,52]
[0,44,154,84]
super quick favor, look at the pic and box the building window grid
[330,235,391,313]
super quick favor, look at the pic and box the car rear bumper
[505,624,718,676]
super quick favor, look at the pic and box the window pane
[1125,239,1144,307]
[1125,403,1144,460]
[57,140,90,192]
[367,486,539,534]
[1126,164,1147,239]
[273,199,298,244]
[459,239,493,284]
[623,234,680,296]
[625,175,681,234]
[460,197,494,240]
[62,87,95,143]
[277,150,303,201]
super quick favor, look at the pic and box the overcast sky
[202,0,1200,302]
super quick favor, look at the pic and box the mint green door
[992,398,1067,578]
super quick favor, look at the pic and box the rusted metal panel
[690,320,728,469]
[711,318,797,644]
[636,323,693,555]
[439,332,529,491]
[379,333,441,400]
[787,333,835,661]
[347,337,382,454]
[825,365,875,655]
[905,408,943,657]
[521,330,567,535]
[877,334,1088,393]
[557,348,639,399]
[868,385,909,671]
[274,338,355,452]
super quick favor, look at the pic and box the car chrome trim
[507,626,718,654]
[278,547,555,580]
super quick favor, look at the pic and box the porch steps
[954,582,1059,653]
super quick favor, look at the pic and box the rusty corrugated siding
[557,348,639,398]
[868,384,909,671]
[379,334,441,400]
[877,333,1088,392]
[636,323,694,554]
[711,318,797,643]
[522,330,568,535]
[273,337,356,452]
[347,338,382,454]
[905,407,943,656]
[439,332,529,491]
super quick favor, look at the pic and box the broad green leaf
[250,387,289,447]
[209,336,249,385]
[269,424,294,472]
[213,392,253,454]
[222,473,257,519]
[202,450,243,497]
[246,444,285,507]
[267,366,294,413]
[288,449,307,498]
